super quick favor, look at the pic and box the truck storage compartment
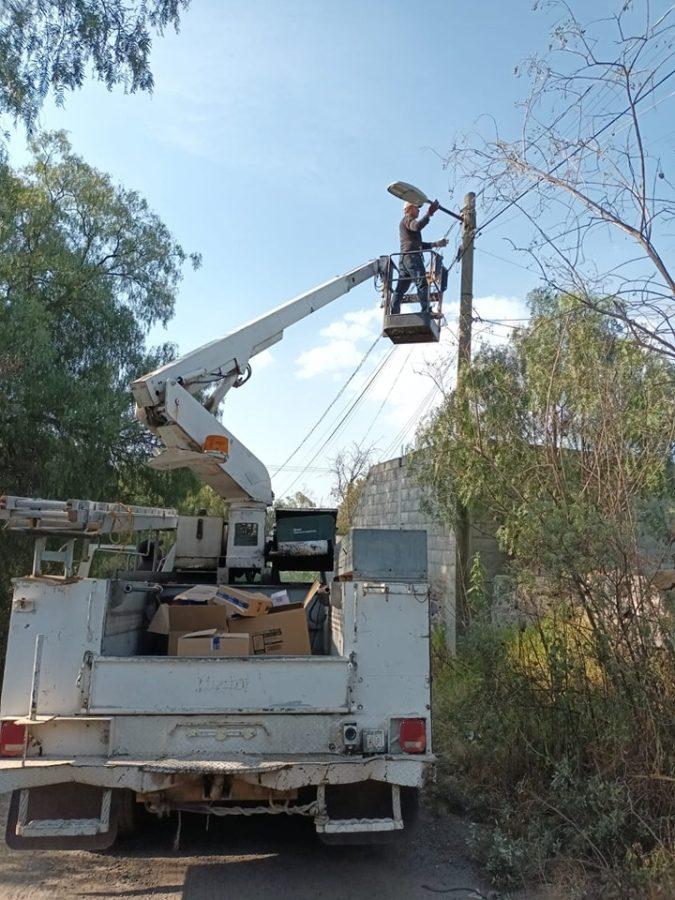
[105,580,327,659]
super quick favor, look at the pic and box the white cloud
[254,349,275,371]
[319,308,380,342]
[296,339,365,379]
[293,295,530,455]
[295,306,380,378]
[471,295,530,347]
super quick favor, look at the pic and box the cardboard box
[212,585,272,618]
[148,604,231,655]
[270,589,291,607]
[229,603,311,655]
[172,585,221,605]
[175,584,271,618]
[229,606,310,655]
[177,630,249,658]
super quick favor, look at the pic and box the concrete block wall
[353,456,507,652]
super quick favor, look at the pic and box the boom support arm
[132,258,386,506]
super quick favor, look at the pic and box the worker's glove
[435,238,449,248]
[428,199,440,216]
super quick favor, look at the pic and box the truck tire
[318,783,419,845]
[115,789,140,839]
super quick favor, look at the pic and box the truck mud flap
[5,784,118,850]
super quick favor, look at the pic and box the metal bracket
[33,538,75,577]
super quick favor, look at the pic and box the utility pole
[454,191,476,634]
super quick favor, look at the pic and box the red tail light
[0,721,26,757]
[400,718,427,753]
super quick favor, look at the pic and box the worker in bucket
[391,200,448,315]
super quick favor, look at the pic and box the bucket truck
[0,255,447,851]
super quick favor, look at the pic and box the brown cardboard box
[211,585,272,618]
[229,604,311,655]
[174,584,271,618]
[148,604,231,655]
[177,630,249,658]
[171,585,222,604]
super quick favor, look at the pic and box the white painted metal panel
[87,656,352,714]
[0,579,108,718]
[343,582,431,723]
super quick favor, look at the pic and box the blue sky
[8,0,671,503]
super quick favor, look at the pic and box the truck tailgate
[83,655,352,715]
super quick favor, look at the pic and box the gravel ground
[0,792,506,900]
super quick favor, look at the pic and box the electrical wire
[278,346,396,496]
[476,64,675,236]
[359,347,413,446]
[271,334,382,478]
[378,351,457,461]
[280,345,392,477]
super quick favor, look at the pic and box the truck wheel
[115,789,140,839]
[318,784,419,845]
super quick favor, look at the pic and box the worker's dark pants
[391,253,429,314]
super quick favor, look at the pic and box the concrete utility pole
[454,191,476,633]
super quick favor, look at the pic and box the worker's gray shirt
[399,213,433,255]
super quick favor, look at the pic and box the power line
[279,245,464,490]
[476,64,675,236]
[280,345,392,480]
[268,464,334,473]
[278,346,395,497]
[378,352,456,461]
[358,347,413,447]
[475,245,539,276]
[271,334,382,479]
[379,386,439,460]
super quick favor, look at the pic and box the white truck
[0,255,447,849]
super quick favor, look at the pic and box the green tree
[0,0,190,130]
[0,130,199,499]
[275,492,317,510]
[0,131,200,614]
[417,293,675,571]
[418,294,675,891]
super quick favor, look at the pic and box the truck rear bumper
[0,754,434,794]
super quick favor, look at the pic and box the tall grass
[432,587,675,898]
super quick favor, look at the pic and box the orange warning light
[203,435,230,454]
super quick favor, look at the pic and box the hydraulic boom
[132,258,387,576]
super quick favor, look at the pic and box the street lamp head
[387,181,429,207]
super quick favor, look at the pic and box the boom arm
[132,258,386,506]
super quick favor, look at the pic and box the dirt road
[0,796,500,900]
